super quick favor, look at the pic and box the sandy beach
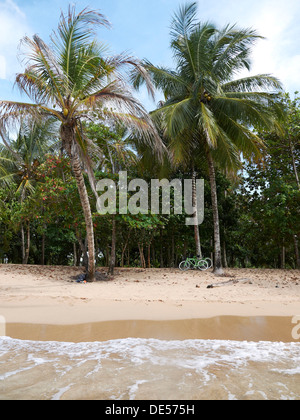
[0,264,299,326]
[1,264,300,400]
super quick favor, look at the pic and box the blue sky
[0,0,300,110]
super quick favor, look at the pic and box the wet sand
[5,316,300,343]
[1,265,300,401]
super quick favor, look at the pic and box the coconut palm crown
[134,2,284,274]
[0,6,161,281]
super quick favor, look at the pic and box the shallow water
[0,317,300,400]
[5,316,300,343]
[0,337,299,400]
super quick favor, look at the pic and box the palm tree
[0,119,57,263]
[0,6,160,281]
[85,121,138,275]
[134,2,283,274]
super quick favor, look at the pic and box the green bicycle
[179,257,209,271]
[204,257,213,269]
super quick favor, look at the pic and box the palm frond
[170,2,199,78]
[100,108,165,158]
[211,129,242,172]
[223,74,282,93]
[113,53,156,101]
[18,35,66,106]
[168,130,195,168]
[218,113,266,159]
[0,101,42,131]
[212,95,277,131]
[193,23,217,75]
[71,42,112,99]
[170,2,198,41]
[52,6,110,91]
[213,26,263,79]
[132,60,189,101]
[198,102,220,148]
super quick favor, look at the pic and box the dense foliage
[0,4,299,272]
[0,94,299,269]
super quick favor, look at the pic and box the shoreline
[5,316,299,343]
[0,265,299,330]
[1,299,300,325]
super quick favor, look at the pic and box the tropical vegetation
[0,3,299,277]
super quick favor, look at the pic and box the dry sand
[0,264,299,326]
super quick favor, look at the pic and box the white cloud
[0,56,6,79]
[201,0,300,93]
[5,0,25,17]
[0,0,31,80]
[238,0,300,92]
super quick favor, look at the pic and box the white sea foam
[1,337,300,400]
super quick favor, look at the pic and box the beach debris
[76,274,87,284]
[207,278,251,289]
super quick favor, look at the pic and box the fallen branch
[207,278,251,289]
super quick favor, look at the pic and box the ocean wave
[1,337,300,400]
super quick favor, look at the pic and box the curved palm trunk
[192,168,202,258]
[21,223,30,264]
[289,137,300,191]
[206,149,223,275]
[61,125,96,282]
[293,234,300,269]
[108,214,116,276]
[71,152,96,282]
[20,188,30,265]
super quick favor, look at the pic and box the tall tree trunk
[160,228,164,268]
[70,150,95,281]
[21,224,25,264]
[24,223,30,265]
[108,215,116,276]
[106,245,110,267]
[293,234,300,269]
[61,125,95,281]
[127,246,130,267]
[281,244,286,270]
[76,233,88,268]
[21,222,30,265]
[223,241,228,269]
[206,150,223,275]
[171,234,175,267]
[152,244,156,267]
[73,242,77,267]
[61,124,96,282]
[148,243,151,269]
[21,190,27,265]
[121,234,130,267]
[138,243,146,268]
[289,137,300,191]
[183,241,188,260]
[41,231,45,266]
[210,237,214,265]
[192,168,202,258]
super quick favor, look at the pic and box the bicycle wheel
[189,259,197,270]
[205,258,213,269]
[179,260,191,271]
[197,259,209,271]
